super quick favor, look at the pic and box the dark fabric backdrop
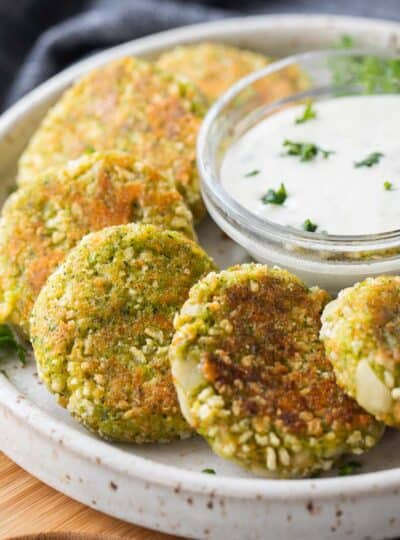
[1,0,399,110]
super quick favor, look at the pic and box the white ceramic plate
[1,15,400,540]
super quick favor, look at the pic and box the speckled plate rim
[2,372,400,500]
[0,10,400,512]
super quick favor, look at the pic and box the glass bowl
[197,49,400,292]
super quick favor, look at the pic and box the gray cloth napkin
[1,0,400,110]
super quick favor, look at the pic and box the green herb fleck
[329,45,400,95]
[6,185,17,196]
[354,152,384,168]
[338,461,362,476]
[84,146,96,154]
[338,35,355,49]
[302,219,318,232]
[384,181,394,191]
[283,140,334,162]
[0,369,8,379]
[0,324,26,365]
[295,102,317,124]
[202,468,216,474]
[261,183,287,205]
[244,169,260,178]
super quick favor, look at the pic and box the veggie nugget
[157,42,270,102]
[321,275,400,428]
[0,151,195,336]
[170,264,383,477]
[30,224,216,443]
[17,57,208,221]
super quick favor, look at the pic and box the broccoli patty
[157,42,270,103]
[170,264,383,477]
[0,151,195,336]
[17,57,207,221]
[30,224,216,443]
[321,275,400,427]
[157,42,308,106]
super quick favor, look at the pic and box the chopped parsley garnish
[338,460,362,476]
[338,35,355,49]
[302,219,318,232]
[354,152,384,168]
[84,146,96,154]
[261,183,287,205]
[329,37,400,95]
[0,324,26,365]
[384,181,394,191]
[283,140,334,162]
[202,468,216,474]
[0,369,8,379]
[295,102,317,124]
[244,169,260,177]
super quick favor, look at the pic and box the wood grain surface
[0,453,180,540]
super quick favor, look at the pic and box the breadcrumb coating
[31,224,216,443]
[0,151,195,335]
[170,264,383,477]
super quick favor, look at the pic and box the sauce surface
[221,95,400,235]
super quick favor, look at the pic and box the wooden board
[0,453,179,540]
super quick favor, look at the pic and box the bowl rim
[1,13,400,504]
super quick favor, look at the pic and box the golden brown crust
[321,275,400,427]
[199,275,372,437]
[157,42,270,102]
[31,224,217,443]
[17,57,208,220]
[170,264,383,477]
[0,151,194,335]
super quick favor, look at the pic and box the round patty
[17,57,208,221]
[170,264,383,477]
[321,275,400,428]
[157,42,270,103]
[30,224,216,443]
[0,151,195,336]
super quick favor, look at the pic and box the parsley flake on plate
[0,324,26,365]
[302,219,318,232]
[283,139,334,162]
[202,468,216,474]
[261,183,287,205]
[355,152,384,168]
[338,35,355,49]
[338,460,362,476]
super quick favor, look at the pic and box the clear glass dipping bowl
[197,49,400,293]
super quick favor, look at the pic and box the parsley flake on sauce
[283,140,334,162]
[295,102,317,124]
[0,324,26,365]
[384,181,394,191]
[302,219,318,232]
[338,461,362,476]
[261,183,287,205]
[354,152,384,168]
[202,468,216,474]
[244,169,260,178]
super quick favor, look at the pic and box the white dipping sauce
[221,95,400,235]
